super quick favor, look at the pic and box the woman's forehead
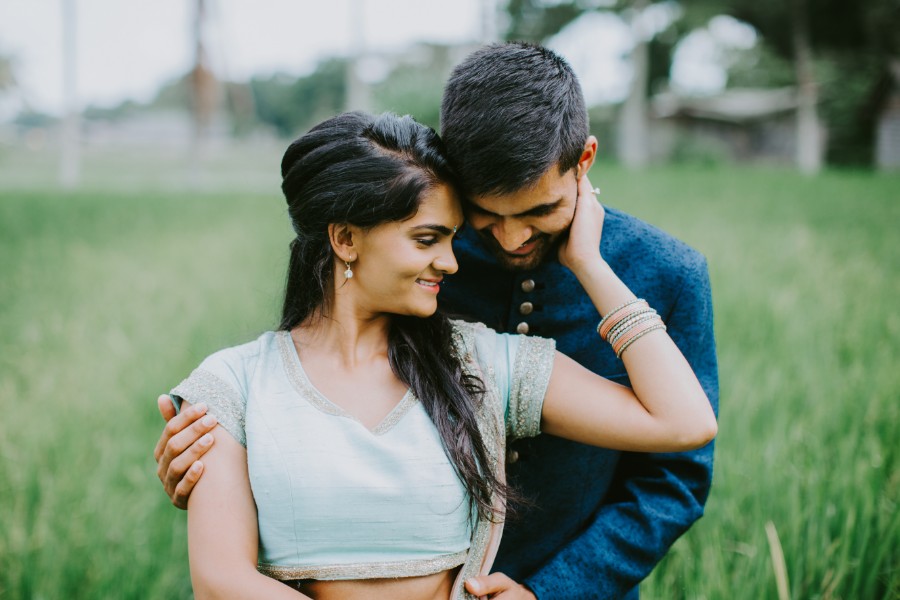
[408,184,464,224]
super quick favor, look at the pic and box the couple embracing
[153,42,719,600]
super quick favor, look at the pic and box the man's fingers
[158,394,177,422]
[159,418,217,495]
[171,460,204,510]
[153,401,208,463]
[165,429,215,489]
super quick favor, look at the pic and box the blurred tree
[249,59,347,138]
[372,64,443,131]
[504,0,687,167]
[372,45,459,131]
[716,0,900,166]
[189,0,218,182]
[505,0,900,167]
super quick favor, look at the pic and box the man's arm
[154,395,218,509]
[524,254,719,600]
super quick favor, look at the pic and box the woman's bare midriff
[289,566,461,600]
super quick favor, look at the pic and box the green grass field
[1,164,898,599]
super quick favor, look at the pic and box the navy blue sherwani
[439,206,719,600]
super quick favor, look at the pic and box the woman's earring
[343,261,354,279]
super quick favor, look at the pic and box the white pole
[345,0,371,112]
[60,0,80,189]
[480,0,498,44]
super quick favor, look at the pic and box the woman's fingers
[465,572,536,599]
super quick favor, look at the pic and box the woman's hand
[465,573,537,599]
[557,174,605,274]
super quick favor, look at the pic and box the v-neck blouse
[171,321,554,583]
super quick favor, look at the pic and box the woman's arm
[539,177,717,452]
[185,413,309,600]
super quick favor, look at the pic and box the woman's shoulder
[196,330,279,375]
[171,331,280,448]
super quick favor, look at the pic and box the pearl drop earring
[343,261,353,279]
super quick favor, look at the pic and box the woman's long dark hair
[279,112,507,523]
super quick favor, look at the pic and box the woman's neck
[293,297,391,370]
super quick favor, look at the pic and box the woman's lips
[415,279,441,293]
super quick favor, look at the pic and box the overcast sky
[0,0,742,119]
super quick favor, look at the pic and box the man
[154,42,718,599]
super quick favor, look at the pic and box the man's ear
[327,223,358,263]
[575,135,598,180]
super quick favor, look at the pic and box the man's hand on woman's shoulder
[154,394,217,509]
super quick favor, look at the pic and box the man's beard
[475,229,563,271]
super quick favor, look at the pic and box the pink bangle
[598,300,649,340]
[606,310,658,345]
[612,319,666,357]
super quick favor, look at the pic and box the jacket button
[516,322,530,334]
[507,449,520,464]
[519,301,534,315]
[521,279,536,293]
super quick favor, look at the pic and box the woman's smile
[415,277,442,293]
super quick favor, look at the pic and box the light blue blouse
[171,320,555,582]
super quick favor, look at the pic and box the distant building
[649,88,807,164]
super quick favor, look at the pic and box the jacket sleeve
[523,254,719,600]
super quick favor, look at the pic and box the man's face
[465,166,579,271]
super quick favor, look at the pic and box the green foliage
[372,55,448,131]
[595,164,900,599]
[817,53,883,166]
[1,165,898,598]
[250,59,347,138]
[708,0,900,165]
[504,0,587,41]
[723,42,795,89]
[503,0,683,96]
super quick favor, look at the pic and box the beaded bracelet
[606,308,657,341]
[597,299,649,340]
[607,311,659,347]
[614,321,667,358]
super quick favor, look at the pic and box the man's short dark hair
[440,42,589,197]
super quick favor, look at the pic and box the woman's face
[348,183,464,318]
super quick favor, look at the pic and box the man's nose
[492,219,533,252]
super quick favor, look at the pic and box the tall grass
[1,166,897,599]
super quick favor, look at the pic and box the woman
[170,112,716,600]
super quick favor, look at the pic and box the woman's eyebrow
[409,224,454,235]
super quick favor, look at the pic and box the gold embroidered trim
[449,320,508,600]
[258,550,468,581]
[276,330,419,436]
[171,368,246,447]
[508,335,556,441]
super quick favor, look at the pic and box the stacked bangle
[596,298,666,359]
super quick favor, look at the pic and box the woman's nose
[434,248,458,275]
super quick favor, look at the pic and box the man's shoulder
[603,206,707,274]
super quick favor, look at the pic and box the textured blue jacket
[439,206,719,600]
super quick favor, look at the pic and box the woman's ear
[327,223,358,263]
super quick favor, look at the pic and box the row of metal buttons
[516,279,536,334]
